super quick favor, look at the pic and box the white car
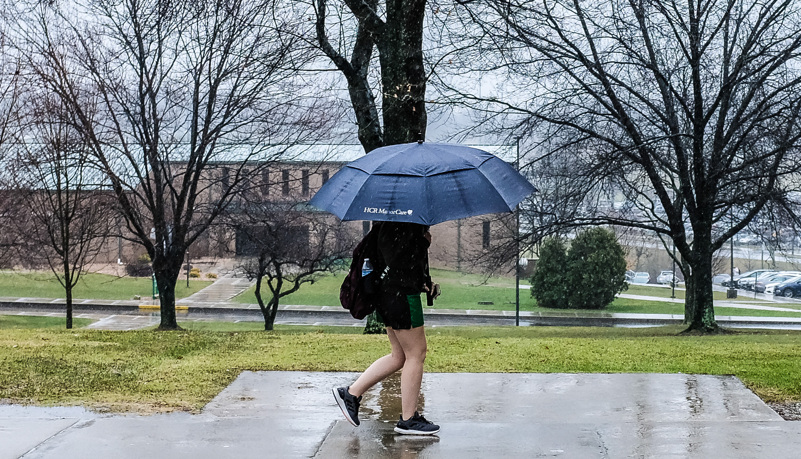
[630,272,650,284]
[656,270,675,285]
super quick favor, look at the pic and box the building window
[482,221,491,249]
[363,221,371,236]
[302,169,310,196]
[261,169,270,196]
[282,170,290,195]
[322,169,330,185]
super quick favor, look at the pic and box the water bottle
[362,258,373,278]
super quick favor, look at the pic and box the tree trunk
[682,259,694,324]
[348,73,383,153]
[684,230,718,333]
[65,283,73,330]
[378,0,427,144]
[155,264,181,330]
[253,275,277,331]
[63,254,73,329]
[266,297,278,331]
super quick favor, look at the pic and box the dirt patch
[768,402,801,420]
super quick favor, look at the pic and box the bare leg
[392,326,427,420]
[348,327,405,397]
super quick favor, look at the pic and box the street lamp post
[671,242,676,299]
[727,210,737,299]
[515,137,521,327]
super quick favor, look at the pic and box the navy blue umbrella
[309,142,536,225]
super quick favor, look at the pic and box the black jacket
[377,222,430,294]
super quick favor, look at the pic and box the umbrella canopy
[309,142,536,225]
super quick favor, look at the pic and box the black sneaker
[394,411,440,435]
[332,386,361,426]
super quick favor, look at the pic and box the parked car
[765,275,801,295]
[752,272,787,292]
[735,232,760,244]
[656,270,675,285]
[630,272,650,284]
[625,270,635,283]
[773,278,801,298]
[733,269,776,290]
[713,273,731,285]
[755,272,801,293]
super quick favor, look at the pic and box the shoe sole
[332,387,359,427]
[394,426,440,435]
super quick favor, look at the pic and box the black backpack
[340,225,386,319]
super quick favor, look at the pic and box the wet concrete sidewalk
[4,372,801,458]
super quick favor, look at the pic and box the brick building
[97,144,519,274]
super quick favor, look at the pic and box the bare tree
[0,9,16,148]
[448,0,801,332]
[314,0,428,149]
[16,0,329,329]
[228,198,352,330]
[0,4,23,258]
[10,94,112,329]
[313,0,429,333]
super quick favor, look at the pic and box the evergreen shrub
[566,227,628,309]
[530,237,569,308]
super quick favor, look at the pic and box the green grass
[231,270,801,318]
[0,272,212,301]
[625,284,799,305]
[180,321,364,333]
[712,307,801,317]
[0,315,93,329]
[234,268,572,309]
[233,268,523,308]
[605,298,801,318]
[1,324,801,413]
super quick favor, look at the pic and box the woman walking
[333,222,440,435]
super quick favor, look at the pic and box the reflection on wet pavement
[316,372,794,457]
[318,421,445,458]
[381,432,441,459]
[360,372,427,421]
[7,372,801,458]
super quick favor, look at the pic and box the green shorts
[376,292,424,329]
